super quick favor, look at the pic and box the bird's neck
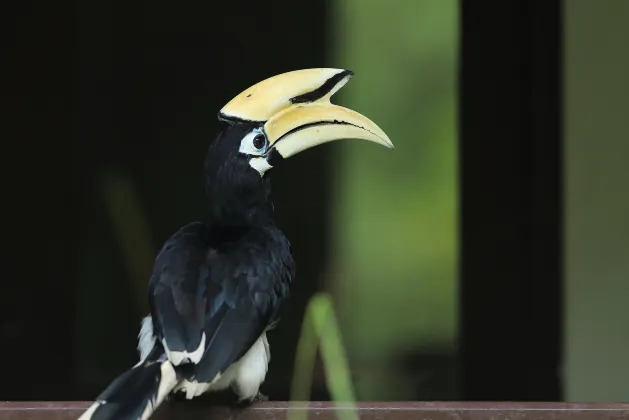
[204,179,274,228]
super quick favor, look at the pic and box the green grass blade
[289,292,358,420]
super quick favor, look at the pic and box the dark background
[1,0,563,402]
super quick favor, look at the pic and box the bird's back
[147,221,294,384]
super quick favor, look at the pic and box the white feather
[77,401,101,420]
[232,333,270,400]
[174,333,270,401]
[140,361,178,420]
[162,332,206,366]
[137,315,155,363]
[135,316,271,402]
[249,156,273,175]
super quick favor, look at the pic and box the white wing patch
[137,315,206,366]
[162,332,206,366]
[135,317,271,402]
[174,333,271,402]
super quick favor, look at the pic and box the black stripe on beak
[290,70,354,104]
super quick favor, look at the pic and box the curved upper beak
[219,69,393,163]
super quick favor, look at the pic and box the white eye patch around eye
[239,128,267,156]
[239,128,272,176]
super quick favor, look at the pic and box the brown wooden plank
[1,402,628,420]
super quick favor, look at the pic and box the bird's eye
[252,134,267,151]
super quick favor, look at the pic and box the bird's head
[204,68,393,226]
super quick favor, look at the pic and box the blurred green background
[329,0,458,400]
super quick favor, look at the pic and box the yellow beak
[219,68,393,160]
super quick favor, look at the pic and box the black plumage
[150,220,293,384]
[89,347,167,420]
[79,67,392,420]
[81,121,295,420]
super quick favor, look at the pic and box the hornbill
[79,68,393,420]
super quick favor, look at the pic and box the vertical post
[459,0,563,400]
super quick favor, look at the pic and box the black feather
[88,346,176,420]
[148,221,293,384]
[149,222,210,354]
[83,120,296,420]
[146,122,294,385]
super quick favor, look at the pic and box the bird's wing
[148,222,291,382]
[148,222,212,365]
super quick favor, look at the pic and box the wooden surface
[1,402,628,420]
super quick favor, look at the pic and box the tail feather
[79,358,178,420]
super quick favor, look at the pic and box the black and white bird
[79,68,393,420]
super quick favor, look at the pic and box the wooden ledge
[1,401,628,420]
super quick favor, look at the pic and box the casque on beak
[218,68,393,166]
